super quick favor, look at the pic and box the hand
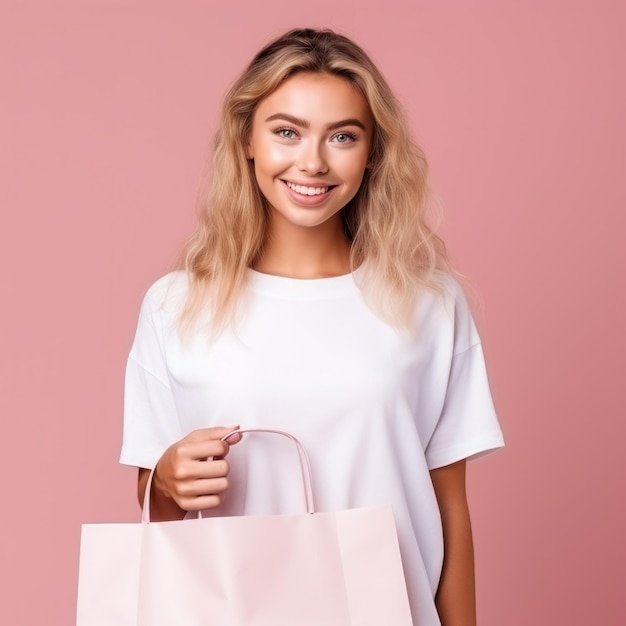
[150,426,243,514]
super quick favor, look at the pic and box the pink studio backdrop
[1,1,624,624]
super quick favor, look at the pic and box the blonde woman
[121,28,504,626]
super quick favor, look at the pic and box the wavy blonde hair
[180,28,449,333]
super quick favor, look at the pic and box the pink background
[1,1,624,623]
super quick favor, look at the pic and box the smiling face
[247,72,373,234]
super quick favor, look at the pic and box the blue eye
[333,132,357,143]
[276,128,297,139]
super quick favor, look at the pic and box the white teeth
[286,181,329,195]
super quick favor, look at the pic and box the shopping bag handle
[223,429,315,515]
[142,428,315,523]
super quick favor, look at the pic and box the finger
[176,476,230,499]
[190,458,230,480]
[170,456,230,481]
[178,493,225,512]
[175,439,231,463]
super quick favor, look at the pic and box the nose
[296,140,329,174]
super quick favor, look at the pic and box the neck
[253,213,351,279]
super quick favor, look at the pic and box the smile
[284,181,333,196]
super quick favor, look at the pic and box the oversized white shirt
[121,269,504,625]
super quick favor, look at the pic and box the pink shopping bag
[76,429,412,625]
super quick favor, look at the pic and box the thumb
[191,425,241,441]
[204,425,242,444]
[222,425,243,445]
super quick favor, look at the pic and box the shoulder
[141,271,189,316]
[429,270,467,304]
[128,272,189,364]
[418,271,481,352]
[416,270,470,318]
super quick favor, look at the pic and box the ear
[245,141,254,160]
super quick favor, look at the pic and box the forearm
[435,501,476,625]
[138,467,187,522]
[430,460,476,626]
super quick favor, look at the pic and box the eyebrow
[265,113,367,131]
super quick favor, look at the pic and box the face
[247,72,372,232]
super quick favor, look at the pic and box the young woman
[120,28,504,626]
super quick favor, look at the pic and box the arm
[138,426,242,522]
[430,459,476,626]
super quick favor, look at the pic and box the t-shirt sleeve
[424,283,504,470]
[119,280,183,469]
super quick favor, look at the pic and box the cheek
[254,140,289,174]
[340,152,369,184]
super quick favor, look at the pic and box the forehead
[254,72,372,125]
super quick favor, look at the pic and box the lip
[280,179,337,206]
[281,179,336,188]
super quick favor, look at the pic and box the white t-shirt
[121,269,504,626]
